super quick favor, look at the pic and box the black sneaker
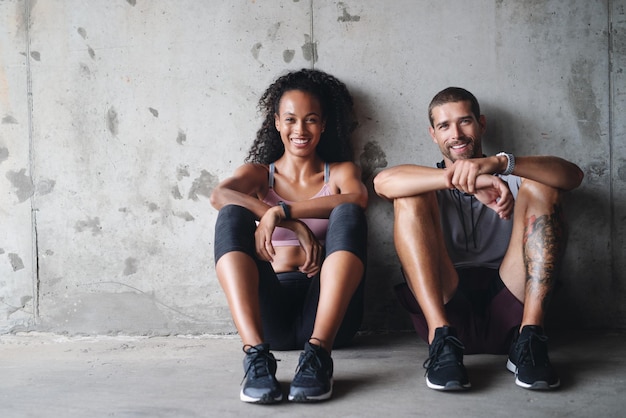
[506,325,560,390]
[288,341,333,402]
[423,326,471,391]
[240,343,283,404]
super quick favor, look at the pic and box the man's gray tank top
[436,166,522,269]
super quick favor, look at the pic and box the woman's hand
[255,206,283,262]
[291,221,323,278]
[473,174,515,220]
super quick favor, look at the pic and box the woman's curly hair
[245,68,357,164]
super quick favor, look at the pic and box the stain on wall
[148,107,159,117]
[74,217,102,235]
[107,107,119,136]
[0,147,8,163]
[337,2,360,22]
[176,130,186,145]
[359,141,388,182]
[174,211,195,221]
[6,169,34,202]
[251,42,263,60]
[283,49,295,63]
[568,58,601,143]
[123,257,138,276]
[35,178,55,196]
[2,115,18,124]
[301,34,318,62]
[187,170,218,201]
[8,253,24,271]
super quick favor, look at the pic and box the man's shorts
[394,267,523,354]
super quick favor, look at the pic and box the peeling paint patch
[107,107,119,136]
[6,169,34,202]
[2,115,18,124]
[0,147,8,164]
[77,27,87,39]
[124,257,138,276]
[176,130,187,145]
[174,211,195,221]
[149,107,159,117]
[30,51,40,61]
[359,141,388,181]
[188,170,219,201]
[337,2,361,22]
[301,35,318,63]
[171,186,183,200]
[283,49,295,63]
[75,217,102,235]
[8,253,24,271]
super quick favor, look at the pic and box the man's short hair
[428,87,481,127]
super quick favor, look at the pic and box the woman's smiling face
[274,90,326,158]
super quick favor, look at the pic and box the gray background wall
[0,0,624,336]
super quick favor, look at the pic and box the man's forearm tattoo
[523,204,565,309]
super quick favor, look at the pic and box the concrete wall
[0,0,624,335]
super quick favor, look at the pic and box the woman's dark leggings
[214,203,367,350]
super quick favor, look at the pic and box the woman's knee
[214,204,257,263]
[326,203,367,262]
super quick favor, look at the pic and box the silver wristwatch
[496,152,515,176]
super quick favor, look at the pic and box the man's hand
[447,156,503,194]
[473,174,514,220]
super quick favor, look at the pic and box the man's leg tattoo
[523,204,565,310]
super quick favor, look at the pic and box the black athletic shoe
[288,341,334,402]
[240,343,283,404]
[423,326,471,391]
[507,325,560,390]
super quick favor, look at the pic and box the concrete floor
[0,330,624,418]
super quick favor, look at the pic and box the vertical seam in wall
[25,0,40,321]
[608,0,615,284]
[310,0,315,69]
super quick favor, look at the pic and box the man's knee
[517,180,562,209]
[393,192,437,216]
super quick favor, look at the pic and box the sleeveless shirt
[262,163,332,246]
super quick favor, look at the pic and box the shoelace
[241,345,279,384]
[294,349,322,378]
[517,333,549,367]
[423,335,465,375]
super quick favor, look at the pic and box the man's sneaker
[506,325,560,390]
[288,341,333,402]
[240,343,283,404]
[423,326,471,391]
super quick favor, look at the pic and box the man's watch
[496,152,515,176]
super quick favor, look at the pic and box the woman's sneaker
[507,325,560,390]
[423,326,471,391]
[288,341,334,402]
[240,343,283,404]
